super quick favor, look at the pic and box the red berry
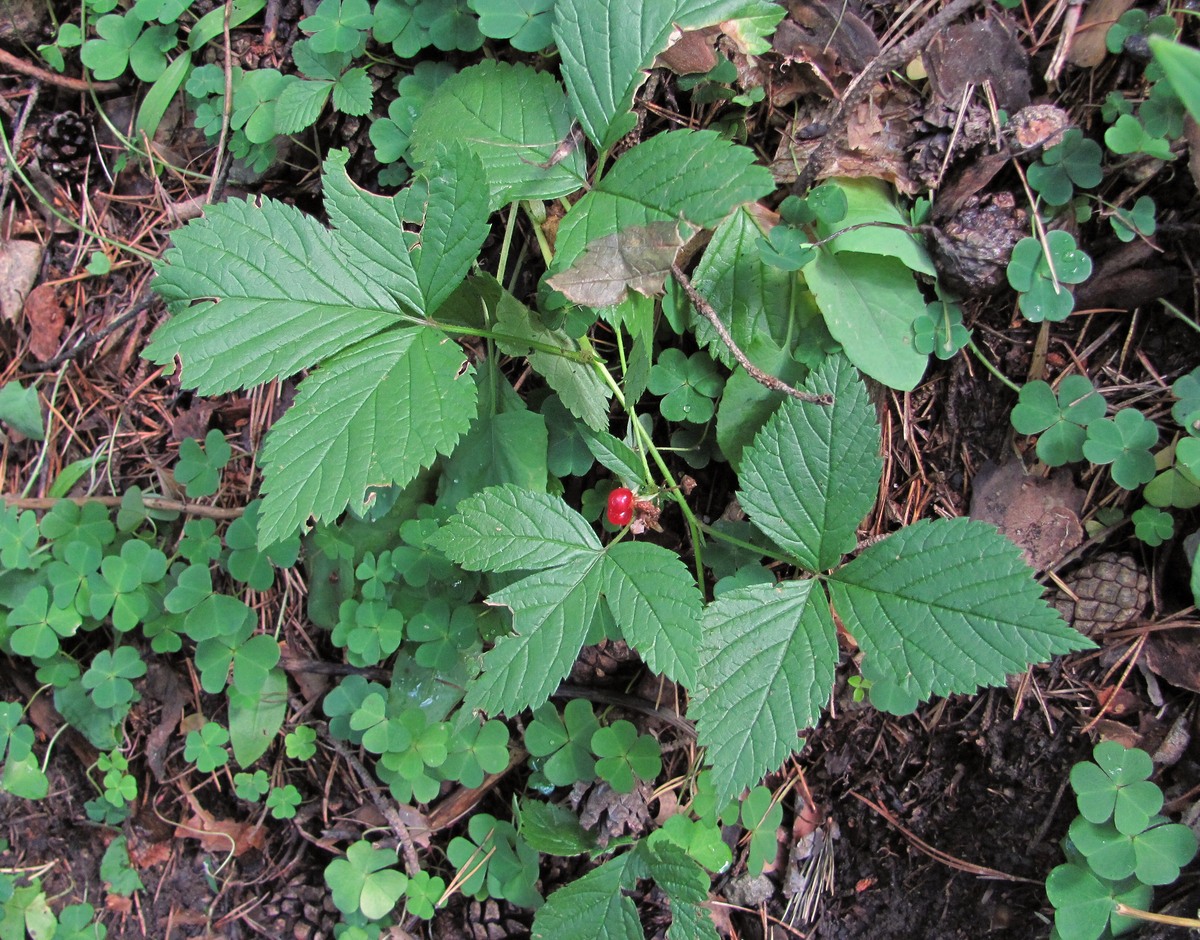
[606,487,634,526]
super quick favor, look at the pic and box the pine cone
[36,111,92,181]
[1054,552,1149,636]
[255,872,341,940]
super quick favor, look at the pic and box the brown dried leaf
[0,239,44,323]
[925,18,1031,114]
[547,222,683,308]
[968,460,1084,570]
[1068,0,1137,67]
[658,27,719,74]
[24,283,64,361]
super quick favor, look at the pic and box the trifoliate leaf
[411,60,586,209]
[692,579,837,805]
[332,66,373,115]
[737,354,880,572]
[828,518,1094,708]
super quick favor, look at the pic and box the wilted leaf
[547,222,683,308]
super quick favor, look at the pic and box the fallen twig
[0,47,121,93]
[670,262,832,406]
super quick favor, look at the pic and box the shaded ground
[3,0,1200,936]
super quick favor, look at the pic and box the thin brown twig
[329,738,422,876]
[850,791,1042,884]
[206,0,236,205]
[670,263,833,406]
[0,47,121,93]
[793,0,984,193]
[3,494,244,519]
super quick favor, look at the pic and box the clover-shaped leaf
[373,0,432,58]
[331,598,405,667]
[756,225,815,272]
[1070,741,1159,831]
[912,301,970,360]
[446,813,541,908]
[1027,129,1103,206]
[285,725,318,761]
[741,786,784,876]
[440,718,510,788]
[391,515,455,587]
[590,719,662,793]
[184,721,230,772]
[646,814,732,873]
[1132,506,1174,546]
[0,506,43,571]
[648,348,725,423]
[46,540,102,613]
[807,183,848,225]
[1070,816,1197,885]
[473,0,553,51]
[1006,232,1092,323]
[414,0,482,52]
[41,500,115,552]
[1104,113,1174,160]
[407,600,480,670]
[525,698,598,787]
[323,674,388,742]
[1172,367,1200,427]
[266,784,302,819]
[301,0,373,53]
[89,538,168,632]
[224,500,300,590]
[8,586,81,658]
[325,840,407,919]
[82,647,146,709]
[174,429,232,498]
[1083,408,1158,489]
[234,769,270,801]
[403,869,446,920]
[1046,863,1151,940]
[1010,376,1105,466]
[1110,195,1156,243]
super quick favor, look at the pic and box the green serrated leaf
[412,60,586,209]
[257,328,476,545]
[519,800,598,856]
[829,518,1094,707]
[692,579,837,804]
[737,355,880,572]
[431,485,601,572]
[603,542,702,686]
[466,560,605,715]
[552,130,775,275]
[531,854,641,940]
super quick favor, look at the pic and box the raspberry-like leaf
[828,518,1094,708]
[737,354,880,572]
[691,579,837,804]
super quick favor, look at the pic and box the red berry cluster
[606,487,634,526]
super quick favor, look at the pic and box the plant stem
[591,356,707,583]
[1113,904,1200,928]
[966,337,1022,393]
